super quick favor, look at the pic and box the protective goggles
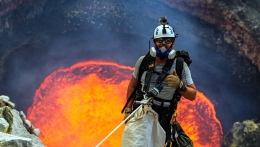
[155,37,174,44]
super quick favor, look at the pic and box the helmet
[153,24,177,39]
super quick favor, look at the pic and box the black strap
[121,54,181,113]
[121,53,154,113]
[170,56,184,109]
[176,57,184,78]
[155,59,174,86]
[137,53,155,91]
[143,60,155,92]
[144,58,174,92]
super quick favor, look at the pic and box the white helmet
[153,24,177,39]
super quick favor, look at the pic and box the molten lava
[27,60,223,147]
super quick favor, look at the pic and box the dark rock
[222,119,260,147]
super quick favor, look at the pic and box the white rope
[95,105,142,147]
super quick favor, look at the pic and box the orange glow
[177,92,223,147]
[27,60,223,147]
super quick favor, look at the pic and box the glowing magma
[27,60,223,147]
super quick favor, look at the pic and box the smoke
[0,0,260,136]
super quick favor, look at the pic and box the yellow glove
[123,108,132,124]
[166,71,180,88]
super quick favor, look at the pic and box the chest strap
[143,58,174,93]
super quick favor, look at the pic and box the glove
[123,108,132,124]
[166,71,180,88]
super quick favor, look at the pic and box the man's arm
[125,76,138,108]
[179,84,197,101]
[123,76,138,123]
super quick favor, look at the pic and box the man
[123,17,197,144]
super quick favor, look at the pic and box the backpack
[121,50,192,113]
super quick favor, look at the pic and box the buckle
[153,99,171,107]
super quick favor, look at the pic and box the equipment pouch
[165,121,193,147]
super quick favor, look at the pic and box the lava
[27,60,223,147]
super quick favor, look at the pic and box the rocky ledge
[222,118,260,147]
[0,95,45,147]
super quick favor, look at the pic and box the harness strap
[153,97,171,107]
[170,57,184,110]
[155,59,174,86]
[176,57,183,78]
[143,61,155,92]
[121,53,154,113]
[121,53,183,113]
[144,58,174,92]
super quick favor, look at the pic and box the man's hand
[123,108,132,124]
[166,71,180,88]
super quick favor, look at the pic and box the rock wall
[161,0,260,72]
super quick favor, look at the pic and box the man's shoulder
[139,55,146,60]
[135,55,146,68]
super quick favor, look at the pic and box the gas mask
[149,47,176,59]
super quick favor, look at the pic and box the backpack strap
[121,52,154,113]
[137,52,155,91]
[170,56,184,111]
[143,59,155,92]
[144,58,174,93]
[121,51,186,113]
[155,59,174,86]
[176,57,184,78]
